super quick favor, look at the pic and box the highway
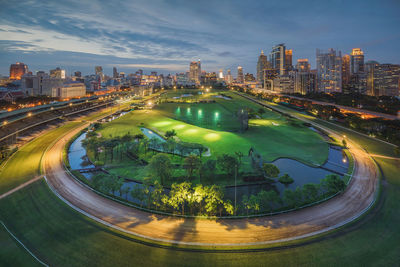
[42,95,380,247]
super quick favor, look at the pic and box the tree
[278,174,294,184]
[142,177,153,209]
[263,163,280,178]
[134,133,145,141]
[199,159,217,184]
[242,195,251,215]
[203,185,224,216]
[302,183,319,203]
[283,189,297,208]
[184,155,201,179]
[321,174,346,195]
[249,194,260,214]
[151,180,165,211]
[130,185,146,207]
[165,129,177,139]
[168,182,192,215]
[217,154,238,176]
[234,151,244,172]
[257,190,281,212]
[148,154,173,185]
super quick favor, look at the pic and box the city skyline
[1,0,400,76]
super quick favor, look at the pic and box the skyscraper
[189,60,201,85]
[296,59,311,72]
[370,64,400,96]
[113,67,119,78]
[95,66,104,82]
[9,62,28,80]
[316,48,342,93]
[225,69,233,84]
[285,49,293,72]
[237,66,244,83]
[350,48,364,75]
[257,50,269,84]
[342,54,351,89]
[270,44,286,75]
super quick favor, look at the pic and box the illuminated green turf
[98,99,328,165]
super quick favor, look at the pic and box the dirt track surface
[43,112,379,246]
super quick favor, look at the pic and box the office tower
[176,72,189,86]
[237,66,244,83]
[295,72,317,95]
[316,48,342,93]
[342,54,351,90]
[225,69,233,84]
[189,60,201,85]
[285,49,293,72]
[370,64,400,96]
[9,62,28,80]
[270,44,286,75]
[365,61,379,96]
[74,71,82,77]
[257,50,269,84]
[95,66,104,82]
[151,71,158,76]
[50,67,66,79]
[350,48,364,75]
[296,59,311,72]
[95,66,103,76]
[113,67,119,78]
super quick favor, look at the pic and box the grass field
[0,122,82,195]
[98,93,328,166]
[1,92,399,266]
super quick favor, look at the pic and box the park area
[71,90,348,216]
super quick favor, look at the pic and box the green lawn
[0,122,82,195]
[0,224,42,267]
[98,103,328,166]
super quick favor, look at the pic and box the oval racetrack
[43,108,379,246]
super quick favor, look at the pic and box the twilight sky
[0,0,400,76]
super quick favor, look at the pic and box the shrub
[279,174,294,184]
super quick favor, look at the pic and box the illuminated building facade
[257,50,269,84]
[10,62,28,80]
[50,67,66,79]
[285,49,293,72]
[371,64,400,96]
[237,66,244,83]
[316,48,342,93]
[342,54,351,90]
[189,60,201,85]
[350,48,364,75]
[296,59,311,72]
[270,44,286,75]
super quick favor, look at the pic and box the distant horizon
[1,0,400,76]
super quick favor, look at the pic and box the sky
[0,0,400,76]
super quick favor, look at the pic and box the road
[43,99,379,246]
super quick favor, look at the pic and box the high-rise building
[237,66,244,83]
[370,64,400,96]
[316,48,342,93]
[189,60,201,85]
[350,48,364,75]
[296,59,311,72]
[50,67,66,79]
[257,50,269,84]
[270,44,286,75]
[113,67,119,78]
[10,62,28,80]
[225,69,233,84]
[285,49,293,72]
[295,72,317,95]
[74,71,82,77]
[342,54,351,90]
[95,66,104,82]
